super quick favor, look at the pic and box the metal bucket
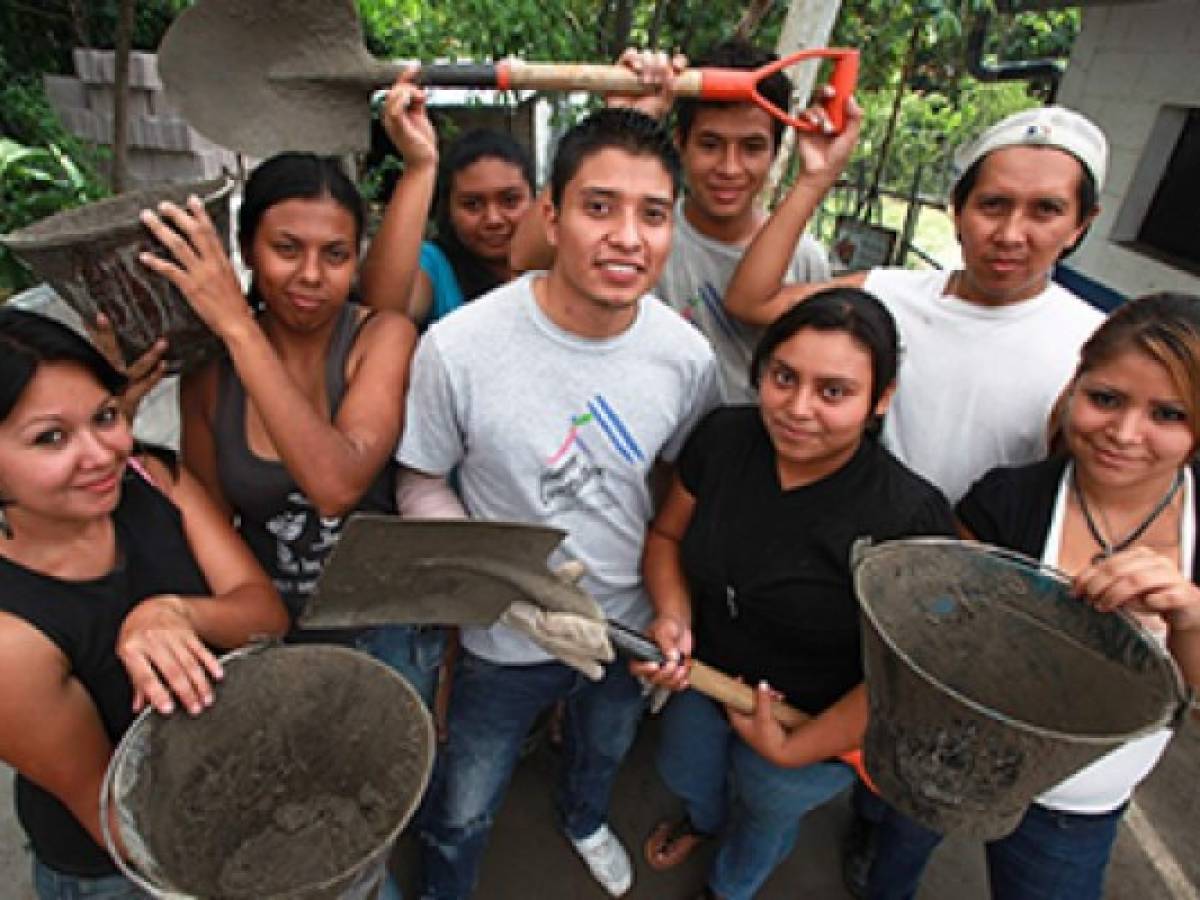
[853,538,1189,840]
[102,644,435,899]
[0,176,232,374]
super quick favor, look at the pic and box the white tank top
[1035,464,1192,814]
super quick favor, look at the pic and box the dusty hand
[727,680,790,765]
[793,89,862,184]
[118,595,224,717]
[138,196,253,341]
[630,615,692,691]
[1074,546,1200,633]
[499,600,613,681]
[87,312,169,420]
[607,47,688,120]
[381,66,438,169]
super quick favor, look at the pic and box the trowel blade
[300,516,569,629]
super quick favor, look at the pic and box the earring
[0,505,11,541]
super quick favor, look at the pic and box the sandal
[644,816,711,870]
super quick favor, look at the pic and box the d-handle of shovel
[693,48,859,134]
[423,48,859,134]
[608,622,872,785]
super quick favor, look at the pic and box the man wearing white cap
[722,104,1108,894]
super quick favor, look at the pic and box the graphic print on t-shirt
[264,491,342,600]
[540,394,643,513]
[681,282,738,343]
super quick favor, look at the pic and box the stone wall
[44,48,239,187]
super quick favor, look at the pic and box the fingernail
[758,680,770,691]
[160,701,174,715]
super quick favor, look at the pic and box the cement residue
[116,645,433,899]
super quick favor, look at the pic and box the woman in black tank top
[139,78,447,729]
[0,309,287,897]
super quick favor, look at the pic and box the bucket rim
[0,175,234,252]
[852,537,1190,746]
[101,642,435,899]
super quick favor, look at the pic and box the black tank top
[0,468,208,877]
[213,303,396,620]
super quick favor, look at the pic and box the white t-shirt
[398,273,720,664]
[1034,464,1192,814]
[656,200,831,404]
[864,268,1104,504]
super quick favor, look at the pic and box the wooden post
[111,0,136,193]
[766,0,845,206]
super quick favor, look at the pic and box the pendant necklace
[1071,465,1183,563]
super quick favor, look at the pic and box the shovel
[157,0,858,158]
[300,515,869,781]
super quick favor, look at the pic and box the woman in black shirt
[636,288,954,900]
[0,309,287,898]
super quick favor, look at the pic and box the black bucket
[102,644,435,898]
[853,538,1189,840]
[0,177,232,374]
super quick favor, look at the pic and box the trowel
[157,0,858,158]
[302,517,839,731]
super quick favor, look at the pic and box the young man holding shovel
[397,108,719,899]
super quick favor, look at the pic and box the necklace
[1071,464,1183,563]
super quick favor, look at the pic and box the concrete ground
[5,712,1189,899]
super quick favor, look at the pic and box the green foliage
[848,80,1039,200]
[356,0,783,64]
[0,0,189,78]
[0,136,110,294]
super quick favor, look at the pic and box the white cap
[951,106,1108,192]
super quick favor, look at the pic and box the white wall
[1057,0,1199,298]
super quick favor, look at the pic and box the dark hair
[238,152,366,252]
[1072,292,1200,448]
[951,151,1098,259]
[433,130,535,302]
[0,308,127,423]
[750,287,900,411]
[549,108,682,209]
[675,39,791,152]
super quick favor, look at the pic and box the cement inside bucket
[107,644,434,899]
[854,539,1186,838]
[0,178,231,375]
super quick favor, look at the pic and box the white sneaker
[569,823,633,897]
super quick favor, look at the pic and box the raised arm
[359,69,440,315]
[723,97,864,327]
[144,196,417,517]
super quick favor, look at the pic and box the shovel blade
[159,0,384,156]
[300,516,569,629]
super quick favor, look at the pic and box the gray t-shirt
[656,200,831,403]
[398,273,720,664]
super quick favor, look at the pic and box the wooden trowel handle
[688,659,809,728]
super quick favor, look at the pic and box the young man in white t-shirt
[723,105,1109,894]
[513,39,843,403]
[399,108,719,900]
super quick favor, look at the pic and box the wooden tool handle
[500,60,703,96]
[689,660,810,728]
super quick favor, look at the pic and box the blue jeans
[868,800,1126,900]
[355,625,446,708]
[32,859,148,899]
[656,691,857,900]
[417,651,645,900]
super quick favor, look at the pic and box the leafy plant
[0,137,110,295]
